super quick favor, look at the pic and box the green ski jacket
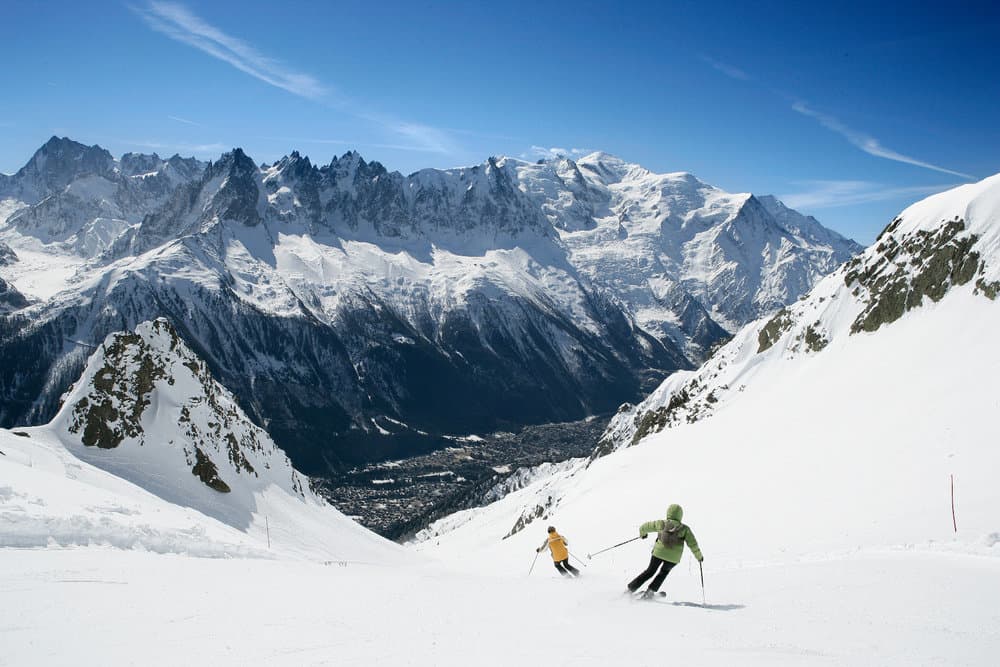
[639,503,703,564]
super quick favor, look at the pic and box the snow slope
[2,547,997,666]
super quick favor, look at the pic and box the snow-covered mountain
[0,137,858,472]
[507,153,862,352]
[413,175,1000,568]
[1,317,396,561]
[0,136,204,259]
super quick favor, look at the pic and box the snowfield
[2,547,998,666]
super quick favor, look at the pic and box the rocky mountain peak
[13,136,116,199]
[326,150,370,183]
[54,318,308,519]
[208,147,256,179]
[269,151,318,186]
[119,152,165,177]
[203,148,262,225]
[163,154,206,182]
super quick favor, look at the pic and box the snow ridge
[51,318,308,527]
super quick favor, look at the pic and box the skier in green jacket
[626,503,703,599]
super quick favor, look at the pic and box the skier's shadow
[671,601,745,611]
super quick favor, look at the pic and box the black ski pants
[628,554,676,592]
[554,558,580,577]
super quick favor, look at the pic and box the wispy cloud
[131,2,327,100]
[127,140,229,156]
[700,54,751,81]
[167,115,201,127]
[698,55,974,182]
[779,180,958,210]
[525,146,591,160]
[387,121,457,155]
[132,2,462,157]
[261,136,457,154]
[791,102,974,179]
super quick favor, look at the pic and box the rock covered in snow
[51,318,311,525]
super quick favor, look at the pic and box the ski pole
[528,550,540,576]
[587,536,641,559]
[699,561,705,606]
[568,551,589,568]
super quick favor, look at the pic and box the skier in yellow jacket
[536,526,580,577]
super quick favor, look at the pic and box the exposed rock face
[0,277,28,313]
[0,243,17,266]
[55,319,308,516]
[846,217,995,333]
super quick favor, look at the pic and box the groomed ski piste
[4,179,1000,665]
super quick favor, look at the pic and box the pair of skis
[628,590,667,601]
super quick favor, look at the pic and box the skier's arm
[685,527,704,561]
[638,520,663,538]
[537,538,548,553]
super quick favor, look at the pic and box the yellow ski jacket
[538,531,569,561]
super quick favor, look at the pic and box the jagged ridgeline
[598,175,1000,456]
[0,137,860,472]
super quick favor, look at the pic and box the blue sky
[2,1,998,243]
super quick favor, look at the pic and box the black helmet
[547,526,556,533]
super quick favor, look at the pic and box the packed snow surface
[2,547,997,666]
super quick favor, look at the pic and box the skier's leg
[565,560,580,577]
[627,555,660,592]
[553,560,570,576]
[649,560,676,591]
